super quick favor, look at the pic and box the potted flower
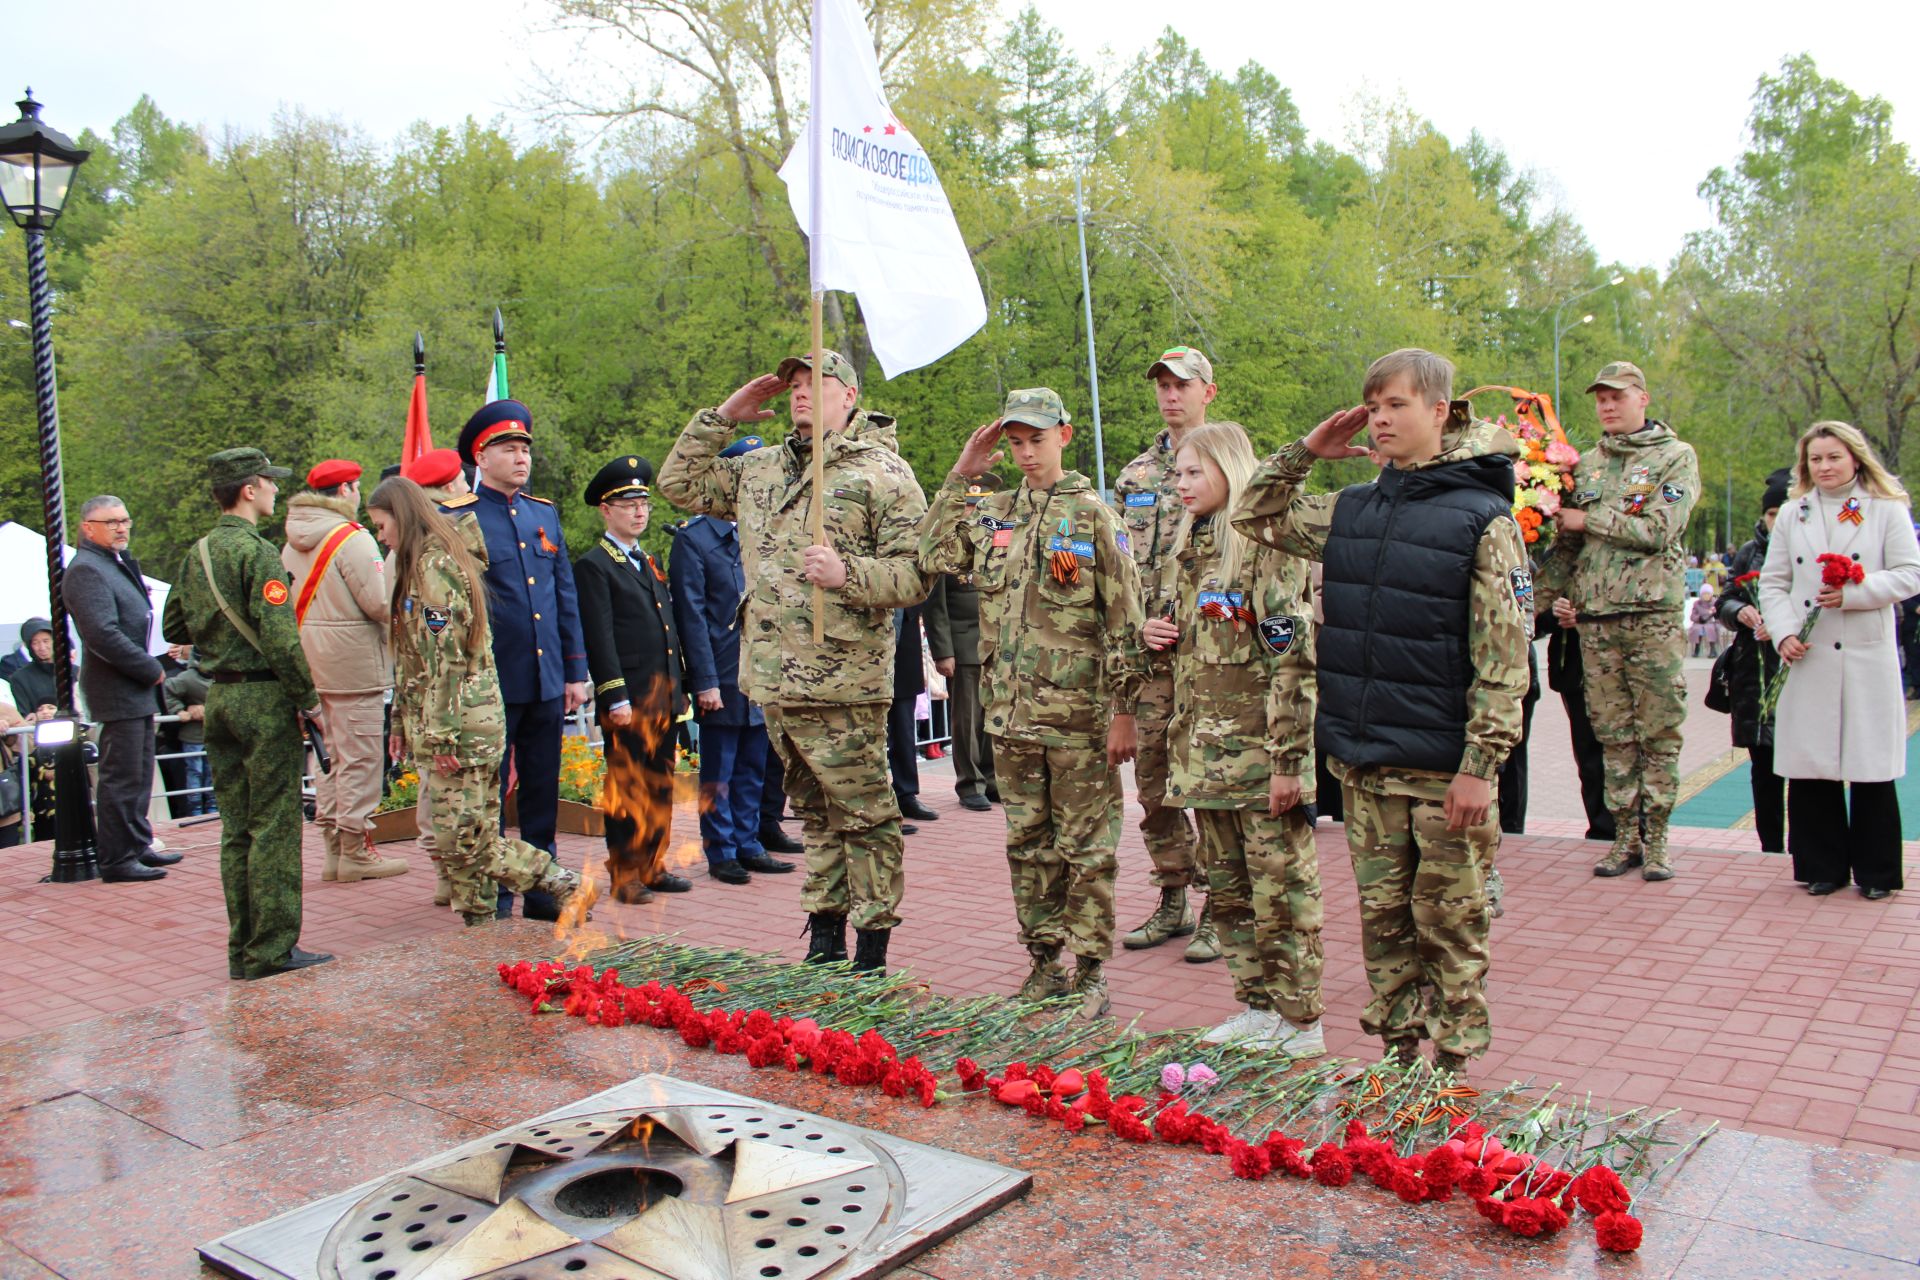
[371,766,421,843]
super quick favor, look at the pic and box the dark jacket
[7,659,57,717]
[64,541,165,722]
[893,606,925,702]
[667,515,760,727]
[1318,452,1516,774]
[1717,520,1779,748]
[924,573,983,668]
[573,534,687,723]
[457,482,588,704]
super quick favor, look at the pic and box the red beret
[306,458,363,489]
[403,448,462,489]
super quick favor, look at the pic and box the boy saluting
[1231,349,1531,1079]
[920,388,1148,1020]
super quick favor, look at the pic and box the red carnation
[1390,1165,1426,1204]
[1501,1199,1547,1237]
[1109,1110,1153,1143]
[1473,1195,1504,1223]
[1032,1064,1057,1092]
[1570,1165,1632,1215]
[1310,1144,1353,1187]
[1459,1167,1498,1197]
[1594,1210,1644,1252]
[1004,1062,1030,1082]
[1229,1141,1273,1181]
[1064,1109,1087,1132]
[1423,1144,1466,1190]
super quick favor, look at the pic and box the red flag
[402,373,432,465]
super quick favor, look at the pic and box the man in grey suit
[65,495,175,882]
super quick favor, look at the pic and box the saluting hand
[949,420,1004,482]
[1302,405,1372,460]
[717,374,788,424]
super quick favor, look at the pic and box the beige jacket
[281,492,391,694]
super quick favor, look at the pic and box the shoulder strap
[294,521,363,625]
[198,537,264,654]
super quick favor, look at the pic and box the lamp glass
[0,152,35,220]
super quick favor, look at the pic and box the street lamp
[1551,273,1626,416]
[1073,122,1127,497]
[0,89,97,883]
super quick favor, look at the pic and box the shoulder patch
[1509,564,1535,611]
[262,579,289,607]
[423,605,451,635]
[1257,614,1299,655]
[440,493,478,509]
[1661,482,1685,504]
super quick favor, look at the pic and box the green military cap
[207,447,292,488]
[1146,345,1214,383]
[964,471,1006,504]
[775,349,859,387]
[1585,360,1648,394]
[1000,387,1069,430]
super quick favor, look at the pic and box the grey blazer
[65,541,164,722]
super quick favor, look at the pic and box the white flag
[778,0,986,379]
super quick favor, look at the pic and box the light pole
[1073,122,1126,497]
[0,90,97,882]
[1551,274,1626,415]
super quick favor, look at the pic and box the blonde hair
[1363,348,1454,406]
[1791,420,1908,503]
[1171,422,1260,591]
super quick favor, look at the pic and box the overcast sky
[10,0,1917,270]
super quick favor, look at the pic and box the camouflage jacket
[1532,421,1699,616]
[920,470,1148,748]
[657,407,930,707]
[1163,519,1317,809]
[1231,420,1532,799]
[162,513,319,710]
[390,541,506,769]
[1113,431,1185,619]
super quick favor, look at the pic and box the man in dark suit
[445,400,590,920]
[65,494,176,881]
[887,605,937,825]
[924,570,997,811]
[1540,609,1613,841]
[574,456,694,904]
[669,441,797,884]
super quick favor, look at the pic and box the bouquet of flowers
[1759,553,1865,717]
[1465,387,1579,546]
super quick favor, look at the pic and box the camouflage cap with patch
[1000,387,1069,430]
[1146,345,1214,383]
[775,349,859,387]
[207,447,292,489]
[1585,360,1648,394]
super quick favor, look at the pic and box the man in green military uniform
[162,448,333,980]
[1533,361,1699,881]
[658,350,929,975]
[1112,346,1211,959]
[921,388,1149,1020]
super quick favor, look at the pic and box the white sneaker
[1253,1016,1326,1059]
[1201,1007,1278,1045]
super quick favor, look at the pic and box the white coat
[1759,485,1920,782]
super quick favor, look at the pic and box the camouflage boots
[1640,811,1675,881]
[1071,957,1110,1020]
[1594,811,1675,880]
[1122,886,1195,949]
[464,858,585,927]
[1183,903,1221,963]
[1016,945,1071,1002]
[1592,820,1644,878]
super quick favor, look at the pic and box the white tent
[0,520,173,660]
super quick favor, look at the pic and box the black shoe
[228,962,244,980]
[898,796,939,821]
[804,912,848,964]
[650,873,693,893]
[1862,886,1893,901]
[758,825,804,854]
[958,793,993,812]
[851,926,892,974]
[708,860,752,885]
[1807,881,1843,896]
[739,852,795,874]
[140,849,183,867]
[901,823,918,835]
[611,881,656,904]
[250,948,334,978]
[102,863,167,882]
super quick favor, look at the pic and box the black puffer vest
[1318,453,1516,773]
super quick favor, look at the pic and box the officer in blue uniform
[446,399,590,920]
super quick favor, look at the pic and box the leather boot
[533,859,590,918]
[803,912,848,964]
[1641,810,1675,881]
[1182,900,1221,963]
[1121,886,1194,949]
[432,860,452,907]
[1592,816,1643,877]
[1016,944,1070,1001]
[851,927,891,975]
[321,827,341,882]
[1071,956,1110,1021]
[336,830,411,881]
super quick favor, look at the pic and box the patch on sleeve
[1573,488,1600,506]
[1661,482,1685,504]
[262,580,289,607]
[1257,614,1299,655]
[1124,492,1157,507]
[1116,531,1130,554]
[1509,564,1535,611]
[423,606,451,635]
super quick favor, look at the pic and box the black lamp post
[0,89,97,882]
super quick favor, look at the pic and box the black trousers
[95,716,156,870]
[761,747,788,827]
[1498,679,1540,835]
[1747,742,1786,854]
[887,693,920,799]
[1560,681,1613,841]
[1787,778,1904,890]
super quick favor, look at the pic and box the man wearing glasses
[65,496,176,881]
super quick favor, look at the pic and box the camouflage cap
[207,447,291,489]
[964,472,1007,503]
[775,350,859,387]
[1585,360,1648,394]
[1000,387,1069,430]
[1146,345,1214,383]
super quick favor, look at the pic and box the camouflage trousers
[427,763,572,922]
[204,681,306,978]
[765,702,904,930]
[1581,613,1686,823]
[1194,805,1324,1025]
[995,736,1121,960]
[1343,782,1497,1059]
[1134,669,1198,887]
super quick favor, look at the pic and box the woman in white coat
[1760,421,1920,899]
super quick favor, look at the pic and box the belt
[210,670,278,685]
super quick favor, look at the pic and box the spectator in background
[0,691,24,847]
[0,628,32,682]
[923,476,1003,813]
[888,605,937,828]
[7,618,58,840]
[1689,583,1721,657]
[1716,471,1788,853]
[1900,590,1920,699]
[163,647,215,816]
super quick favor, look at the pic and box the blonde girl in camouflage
[1144,423,1326,1055]
[368,478,585,927]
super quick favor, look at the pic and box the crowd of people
[19,337,1914,1076]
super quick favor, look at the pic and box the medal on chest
[1046,517,1090,585]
